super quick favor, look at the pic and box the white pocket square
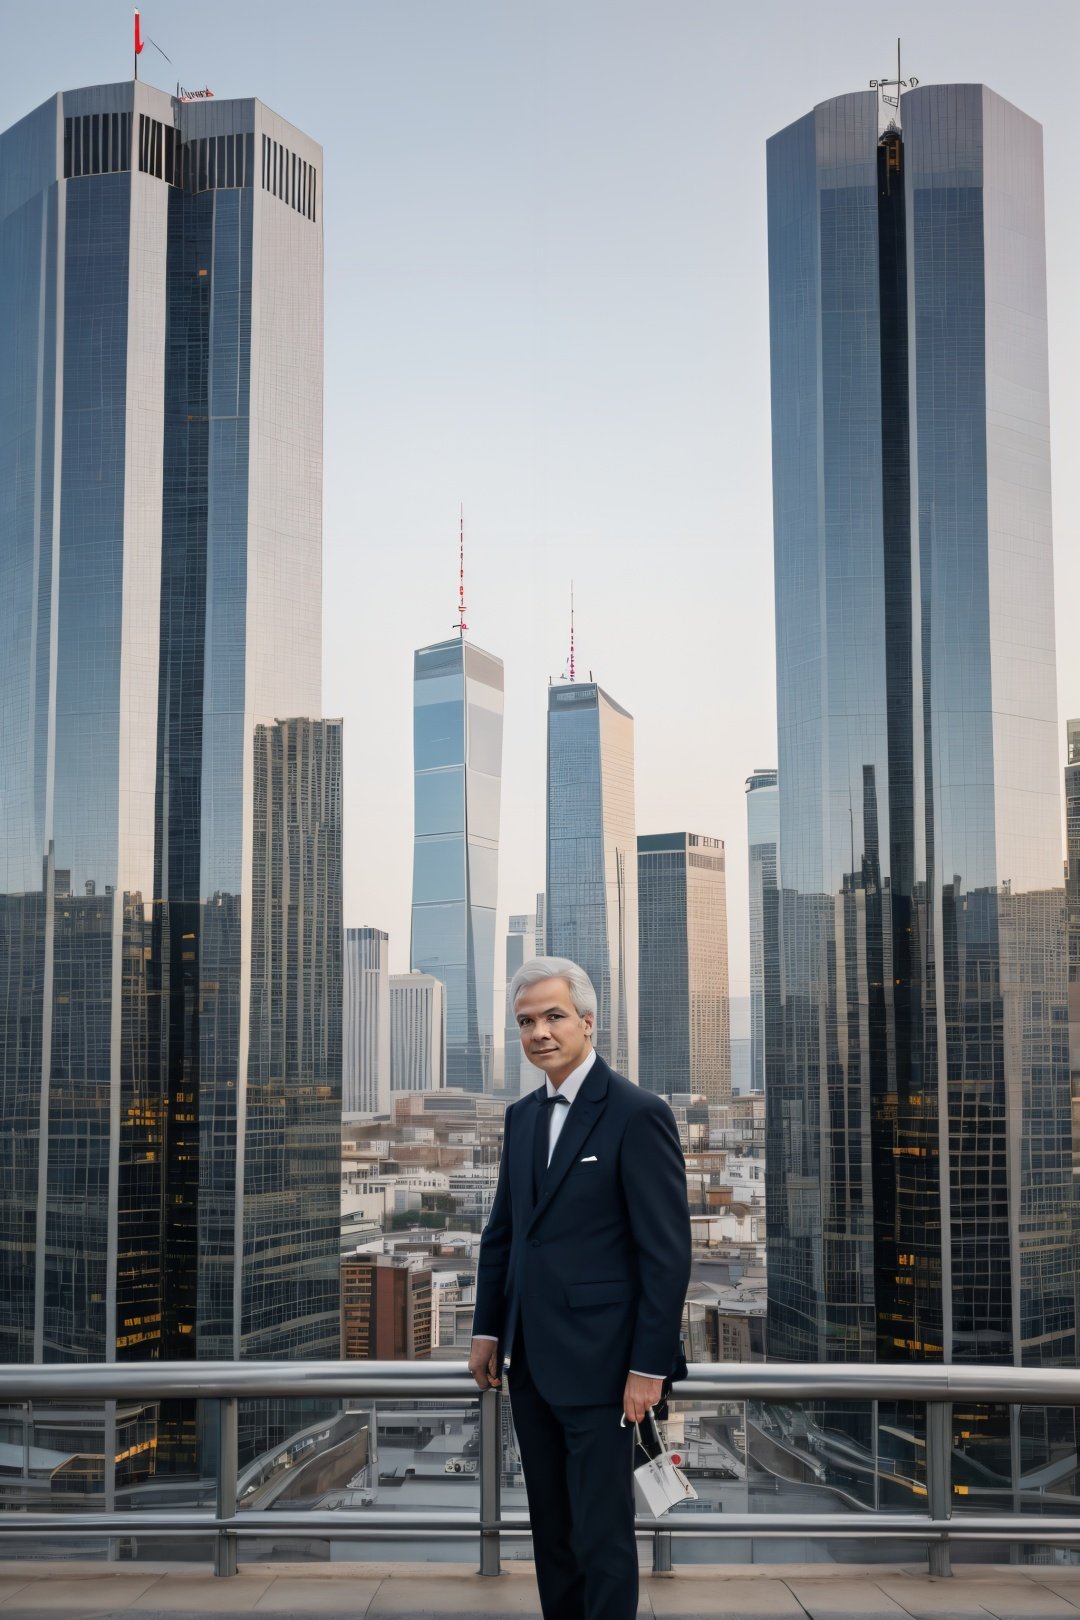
[580,1155,598,1163]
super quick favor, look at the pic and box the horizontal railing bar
[0,1503,1075,1542]
[5,1360,1080,1404]
[3,1511,1080,1537]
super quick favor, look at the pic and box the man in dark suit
[469,956,692,1620]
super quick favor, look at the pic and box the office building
[766,82,1076,1485]
[390,973,447,1094]
[745,771,779,1093]
[546,683,637,1077]
[503,905,542,1097]
[638,834,730,1102]
[341,1253,432,1360]
[410,639,503,1092]
[0,81,336,1469]
[344,928,391,1115]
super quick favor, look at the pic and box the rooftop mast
[454,505,468,639]
[569,582,576,682]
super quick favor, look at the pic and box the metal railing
[3,1360,1080,1579]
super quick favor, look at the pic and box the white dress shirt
[474,1047,665,1382]
[542,1048,596,1161]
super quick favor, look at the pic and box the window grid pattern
[64,112,131,178]
[261,133,317,221]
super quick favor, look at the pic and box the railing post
[652,1528,672,1573]
[926,1400,952,1579]
[478,1387,502,1577]
[215,1398,239,1578]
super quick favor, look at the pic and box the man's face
[514,977,593,1085]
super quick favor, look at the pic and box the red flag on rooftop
[135,9,144,55]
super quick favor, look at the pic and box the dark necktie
[533,1091,570,1198]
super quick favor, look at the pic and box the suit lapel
[519,1086,547,1220]
[527,1056,610,1232]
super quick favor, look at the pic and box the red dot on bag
[671,1454,682,1465]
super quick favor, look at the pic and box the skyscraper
[637,834,730,1102]
[410,638,503,1092]
[745,771,779,1094]
[0,81,336,1468]
[504,907,541,1098]
[766,78,1076,1440]
[344,927,391,1115]
[390,972,448,1094]
[546,682,637,1078]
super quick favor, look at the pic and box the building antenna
[870,37,917,124]
[569,582,576,682]
[453,505,468,639]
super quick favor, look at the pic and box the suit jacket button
[530,1239,540,1248]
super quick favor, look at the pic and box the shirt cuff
[629,1369,666,1380]
[472,1334,499,1342]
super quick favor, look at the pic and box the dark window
[226,134,235,188]
[63,118,72,178]
[311,167,316,222]
[164,124,173,184]
[112,112,120,171]
[217,135,226,185]
[198,138,207,192]
[245,131,254,187]
[207,135,216,189]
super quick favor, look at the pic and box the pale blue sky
[4,0,1078,1001]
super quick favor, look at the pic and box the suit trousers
[509,1335,638,1620]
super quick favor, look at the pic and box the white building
[344,927,391,1115]
[390,973,447,1093]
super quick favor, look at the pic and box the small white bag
[626,1411,698,1518]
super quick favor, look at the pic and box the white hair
[508,956,597,1021]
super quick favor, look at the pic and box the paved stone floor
[3,1561,1080,1620]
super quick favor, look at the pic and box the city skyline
[4,5,1075,1007]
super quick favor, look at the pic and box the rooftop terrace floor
[3,1561,1080,1619]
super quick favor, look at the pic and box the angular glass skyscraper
[410,638,503,1092]
[0,81,337,1470]
[638,833,730,1102]
[766,80,1076,1439]
[745,770,779,1094]
[546,683,637,1078]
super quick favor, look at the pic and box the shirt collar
[545,1047,597,1105]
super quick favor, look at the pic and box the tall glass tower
[637,834,730,1102]
[766,82,1076,1481]
[745,770,779,1094]
[546,683,637,1078]
[0,82,336,1470]
[410,638,503,1092]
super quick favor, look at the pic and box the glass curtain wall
[546,684,638,1079]
[411,639,503,1093]
[766,83,1077,1500]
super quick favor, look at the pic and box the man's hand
[468,1337,502,1390]
[623,1372,663,1425]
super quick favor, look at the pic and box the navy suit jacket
[472,1054,692,1406]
